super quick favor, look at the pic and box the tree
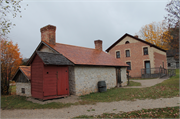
[1,38,22,95]
[0,0,26,36]
[136,21,172,50]
[164,23,179,50]
[164,0,179,50]
[165,0,180,28]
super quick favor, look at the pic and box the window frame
[126,50,130,57]
[126,62,131,70]
[116,51,120,58]
[143,47,148,55]
[21,88,25,94]
[125,41,130,44]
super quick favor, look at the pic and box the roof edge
[106,33,166,52]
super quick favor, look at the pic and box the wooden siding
[31,54,44,99]
[43,66,57,96]
[16,72,29,83]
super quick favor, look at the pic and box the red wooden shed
[30,51,73,100]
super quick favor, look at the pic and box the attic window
[125,41,129,44]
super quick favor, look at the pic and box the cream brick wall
[74,66,117,96]
[16,83,31,97]
[121,67,127,86]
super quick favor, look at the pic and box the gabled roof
[19,66,31,80]
[36,51,74,65]
[12,66,31,81]
[106,33,166,52]
[38,41,128,67]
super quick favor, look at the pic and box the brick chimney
[94,40,102,51]
[40,25,56,45]
[134,35,138,38]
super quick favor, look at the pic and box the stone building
[12,66,31,97]
[106,33,167,78]
[167,49,179,69]
[15,24,128,99]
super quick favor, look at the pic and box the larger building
[106,33,167,78]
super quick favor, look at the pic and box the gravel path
[124,76,169,88]
[1,97,179,118]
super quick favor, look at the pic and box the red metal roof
[43,41,128,67]
[19,66,31,80]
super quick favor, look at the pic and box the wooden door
[43,66,57,96]
[57,66,69,95]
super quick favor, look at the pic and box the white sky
[7,0,170,58]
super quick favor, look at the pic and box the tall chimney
[94,40,102,51]
[134,35,138,38]
[40,25,56,45]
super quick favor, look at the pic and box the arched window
[125,41,129,44]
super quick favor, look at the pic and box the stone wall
[167,57,178,69]
[16,83,31,97]
[74,66,117,96]
[68,66,76,95]
[121,67,127,86]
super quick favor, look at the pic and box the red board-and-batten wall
[31,54,69,100]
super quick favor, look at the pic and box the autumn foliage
[137,21,172,50]
[1,38,22,95]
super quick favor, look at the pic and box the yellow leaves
[1,38,22,81]
[138,21,171,50]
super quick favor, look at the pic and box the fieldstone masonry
[74,66,116,96]
[16,83,31,97]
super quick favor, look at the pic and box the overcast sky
[7,0,169,58]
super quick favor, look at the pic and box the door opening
[145,61,150,74]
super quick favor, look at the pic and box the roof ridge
[56,42,98,51]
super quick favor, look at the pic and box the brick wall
[109,40,151,78]
[108,36,167,78]
[154,52,167,68]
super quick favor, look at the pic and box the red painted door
[43,66,57,96]
[57,66,69,95]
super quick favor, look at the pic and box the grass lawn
[80,69,179,103]
[128,81,141,86]
[75,106,180,118]
[130,78,154,80]
[1,69,179,110]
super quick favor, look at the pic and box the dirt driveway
[1,97,179,118]
[124,76,169,88]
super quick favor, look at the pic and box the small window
[116,51,120,58]
[22,88,25,94]
[125,41,129,44]
[168,63,171,67]
[126,50,130,57]
[143,47,148,55]
[126,62,131,70]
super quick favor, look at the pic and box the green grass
[128,81,141,86]
[75,106,180,118]
[80,69,179,103]
[1,95,76,110]
[1,69,179,110]
[9,85,16,95]
[130,78,154,80]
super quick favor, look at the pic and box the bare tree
[165,0,180,28]
[0,0,27,36]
